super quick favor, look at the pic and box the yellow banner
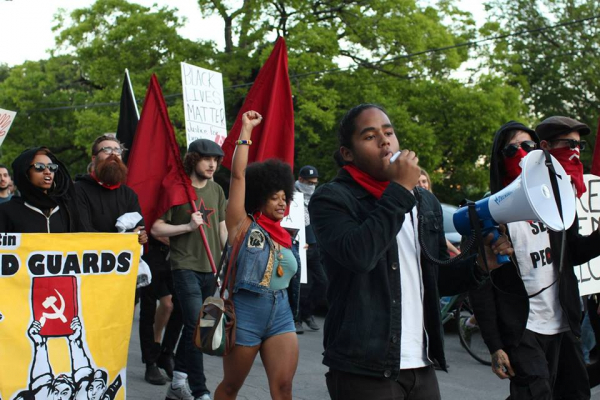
[0,233,140,400]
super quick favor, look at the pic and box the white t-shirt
[398,205,430,369]
[508,221,569,335]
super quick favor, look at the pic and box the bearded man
[74,134,147,243]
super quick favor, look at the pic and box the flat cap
[535,116,590,141]
[187,139,224,157]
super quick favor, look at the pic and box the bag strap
[208,243,230,296]
[220,216,252,298]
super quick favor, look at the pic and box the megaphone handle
[483,226,510,265]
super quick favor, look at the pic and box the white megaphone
[453,149,576,264]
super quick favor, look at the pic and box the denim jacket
[233,220,301,318]
[309,169,482,378]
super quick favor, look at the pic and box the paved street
[125,307,600,399]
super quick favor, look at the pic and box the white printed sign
[181,62,227,148]
[281,192,307,284]
[575,174,600,296]
[0,108,16,147]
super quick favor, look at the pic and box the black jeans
[299,243,327,320]
[325,366,440,400]
[172,269,215,397]
[139,267,183,364]
[507,329,563,400]
[554,330,591,400]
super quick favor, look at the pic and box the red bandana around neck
[91,172,122,190]
[549,147,586,198]
[343,164,389,199]
[502,148,528,188]
[254,212,292,248]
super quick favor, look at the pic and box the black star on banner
[197,198,216,227]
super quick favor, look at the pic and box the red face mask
[502,148,528,187]
[549,146,586,198]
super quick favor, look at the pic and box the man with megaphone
[469,118,597,400]
[308,104,514,400]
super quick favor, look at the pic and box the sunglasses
[96,146,123,156]
[29,162,59,173]
[501,140,537,158]
[548,139,587,151]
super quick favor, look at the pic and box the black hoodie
[489,121,538,195]
[0,147,83,233]
[74,174,143,233]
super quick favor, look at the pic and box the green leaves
[0,0,527,204]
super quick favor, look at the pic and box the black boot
[157,351,174,380]
[145,363,167,385]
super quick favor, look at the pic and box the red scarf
[91,172,122,190]
[254,212,292,248]
[502,148,528,188]
[549,147,586,198]
[343,165,389,199]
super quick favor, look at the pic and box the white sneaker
[195,395,211,400]
[165,383,194,400]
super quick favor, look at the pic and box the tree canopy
[0,0,532,204]
[480,0,600,170]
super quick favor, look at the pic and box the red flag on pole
[126,74,195,231]
[127,74,217,273]
[591,116,600,176]
[221,37,294,169]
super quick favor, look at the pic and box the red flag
[591,116,600,176]
[126,74,196,231]
[221,37,294,169]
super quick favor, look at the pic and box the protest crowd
[2,25,600,400]
[2,101,600,400]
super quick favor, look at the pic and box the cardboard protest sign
[575,174,600,296]
[280,192,307,283]
[0,233,140,400]
[181,62,227,148]
[0,108,17,147]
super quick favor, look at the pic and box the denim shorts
[233,289,295,346]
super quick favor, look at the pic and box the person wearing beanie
[152,139,227,400]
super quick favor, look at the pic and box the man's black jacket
[469,220,600,354]
[74,174,143,232]
[309,169,483,378]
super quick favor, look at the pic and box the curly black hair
[244,159,295,214]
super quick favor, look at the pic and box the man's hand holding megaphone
[477,224,514,272]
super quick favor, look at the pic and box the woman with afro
[215,110,300,400]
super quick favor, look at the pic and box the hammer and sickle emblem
[39,289,67,326]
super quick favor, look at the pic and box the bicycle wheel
[455,295,491,366]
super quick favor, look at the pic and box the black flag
[116,70,139,165]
